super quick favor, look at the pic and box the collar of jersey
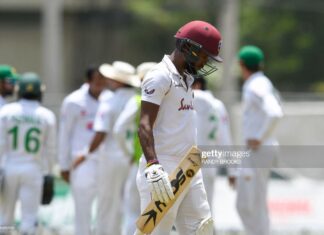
[85,87,99,102]
[243,71,264,90]
[163,55,194,88]
[114,87,136,95]
[19,99,40,105]
[162,55,182,77]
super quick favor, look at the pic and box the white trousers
[236,168,270,235]
[96,152,130,235]
[201,167,218,216]
[0,162,42,235]
[71,158,98,235]
[122,164,140,235]
[236,146,277,235]
[136,156,211,235]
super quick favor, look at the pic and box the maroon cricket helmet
[175,20,223,62]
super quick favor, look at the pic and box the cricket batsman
[135,20,223,235]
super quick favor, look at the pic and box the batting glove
[145,164,175,204]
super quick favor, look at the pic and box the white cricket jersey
[80,83,89,91]
[59,86,104,170]
[242,71,283,143]
[94,88,137,156]
[79,83,114,102]
[113,95,139,158]
[141,55,196,159]
[99,89,114,102]
[193,90,232,146]
[0,99,56,168]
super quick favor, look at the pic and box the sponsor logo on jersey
[144,88,155,95]
[86,122,93,130]
[178,98,194,111]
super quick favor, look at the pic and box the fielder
[113,62,157,235]
[135,20,223,235]
[229,45,283,235]
[192,76,232,220]
[0,73,56,235]
[73,61,140,235]
[58,65,109,235]
[0,65,19,108]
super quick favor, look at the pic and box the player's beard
[184,62,198,77]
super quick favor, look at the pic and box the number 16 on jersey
[8,125,42,154]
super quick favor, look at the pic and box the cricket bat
[136,146,202,234]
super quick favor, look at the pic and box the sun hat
[99,61,140,87]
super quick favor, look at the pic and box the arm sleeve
[113,97,138,158]
[43,112,57,174]
[141,71,172,105]
[254,93,283,141]
[58,99,76,171]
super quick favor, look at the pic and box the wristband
[146,159,159,168]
